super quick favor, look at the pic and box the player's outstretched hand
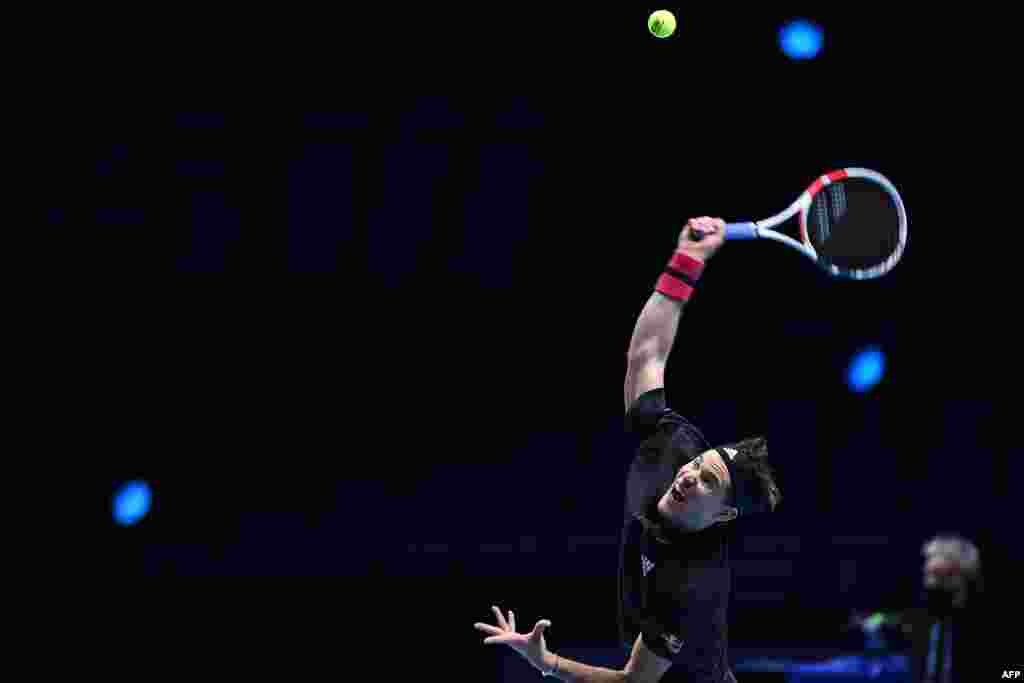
[474,605,552,674]
[678,216,726,261]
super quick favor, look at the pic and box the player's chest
[636,537,688,591]
[634,534,725,597]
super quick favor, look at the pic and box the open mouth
[670,486,685,503]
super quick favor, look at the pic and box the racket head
[797,168,908,280]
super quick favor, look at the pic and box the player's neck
[654,510,703,539]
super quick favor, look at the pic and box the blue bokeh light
[779,19,824,60]
[113,480,152,527]
[846,347,886,393]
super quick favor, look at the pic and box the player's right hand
[678,217,726,261]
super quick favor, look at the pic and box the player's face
[657,449,735,531]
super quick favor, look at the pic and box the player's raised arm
[624,217,725,413]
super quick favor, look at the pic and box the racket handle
[724,222,759,240]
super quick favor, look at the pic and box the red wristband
[667,251,705,280]
[656,272,694,301]
[655,251,705,302]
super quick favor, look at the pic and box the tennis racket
[693,168,908,280]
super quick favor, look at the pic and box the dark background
[37,4,1018,679]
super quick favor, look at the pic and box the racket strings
[812,185,841,244]
[807,179,901,272]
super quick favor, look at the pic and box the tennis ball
[648,10,677,39]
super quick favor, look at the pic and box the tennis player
[475,217,783,682]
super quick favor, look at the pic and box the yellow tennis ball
[648,10,677,39]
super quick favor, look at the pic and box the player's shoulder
[626,389,697,434]
[626,389,710,457]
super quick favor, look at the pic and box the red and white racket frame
[726,167,908,280]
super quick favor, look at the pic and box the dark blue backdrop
[49,5,1017,679]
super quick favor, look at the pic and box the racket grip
[724,222,759,240]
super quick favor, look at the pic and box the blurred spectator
[909,534,983,682]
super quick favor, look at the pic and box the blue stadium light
[113,480,152,527]
[779,19,824,61]
[846,346,886,393]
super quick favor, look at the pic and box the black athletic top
[618,388,734,683]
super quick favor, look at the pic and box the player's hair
[719,436,783,513]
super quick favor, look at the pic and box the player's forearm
[539,651,629,683]
[626,290,686,363]
[626,246,703,362]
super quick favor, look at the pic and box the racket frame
[732,167,908,280]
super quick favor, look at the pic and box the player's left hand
[474,605,552,674]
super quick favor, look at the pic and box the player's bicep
[624,357,665,414]
[623,633,673,683]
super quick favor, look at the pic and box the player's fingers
[484,635,515,645]
[509,610,516,632]
[475,623,504,635]
[492,605,510,630]
[533,619,552,635]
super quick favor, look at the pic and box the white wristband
[542,654,559,677]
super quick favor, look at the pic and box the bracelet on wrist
[542,653,560,677]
